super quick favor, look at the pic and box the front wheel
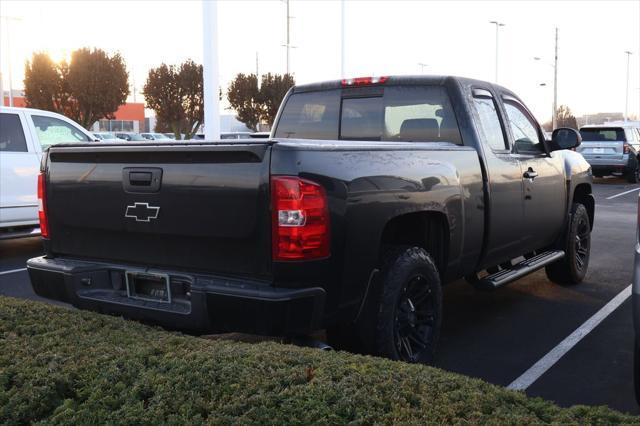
[545,203,591,285]
[376,247,443,364]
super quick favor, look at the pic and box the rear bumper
[27,256,325,336]
[582,154,635,174]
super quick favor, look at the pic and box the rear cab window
[274,85,462,145]
[579,127,626,142]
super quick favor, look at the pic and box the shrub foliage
[0,296,636,424]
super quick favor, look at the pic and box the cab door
[471,89,525,268]
[0,111,40,227]
[501,98,566,253]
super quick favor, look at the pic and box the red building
[3,93,145,131]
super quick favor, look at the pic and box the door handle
[523,168,538,180]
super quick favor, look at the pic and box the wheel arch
[572,183,595,230]
[379,211,450,274]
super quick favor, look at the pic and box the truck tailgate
[45,143,272,278]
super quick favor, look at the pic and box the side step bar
[475,250,565,290]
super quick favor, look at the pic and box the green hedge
[0,296,637,424]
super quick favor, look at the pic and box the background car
[141,132,173,141]
[577,125,640,182]
[93,132,124,142]
[0,106,96,239]
[114,132,148,142]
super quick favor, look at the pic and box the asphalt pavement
[0,177,638,414]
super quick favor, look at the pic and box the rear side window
[579,128,626,142]
[473,96,507,150]
[275,85,462,145]
[274,89,340,139]
[31,115,91,147]
[0,113,28,152]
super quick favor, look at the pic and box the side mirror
[549,127,581,151]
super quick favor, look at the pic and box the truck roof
[291,75,514,96]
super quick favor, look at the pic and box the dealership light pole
[489,20,505,83]
[202,0,220,140]
[1,16,22,107]
[341,0,345,78]
[533,28,559,129]
[624,50,633,122]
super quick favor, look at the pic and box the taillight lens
[624,143,630,154]
[271,176,330,261]
[37,172,49,238]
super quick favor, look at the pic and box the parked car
[0,106,96,239]
[114,132,147,142]
[28,76,594,364]
[577,125,640,182]
[141,132,173,141]
[93,132,124,142]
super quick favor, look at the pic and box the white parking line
[606,187,640,200]
[507,284,632,391]
[0,268,27,276]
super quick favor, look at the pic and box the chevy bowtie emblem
[125,202,160,222]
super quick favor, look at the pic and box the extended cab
[28,76,594,363]
[0,107,96,239]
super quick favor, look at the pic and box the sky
[0,0,639,123]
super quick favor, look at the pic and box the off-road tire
[545,203,591,285]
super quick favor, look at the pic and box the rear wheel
[635,338,640,406]
[376,247,442,364]
[545,203,591,285]
[628,162,640,184]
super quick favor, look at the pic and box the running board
[475,250,565,290]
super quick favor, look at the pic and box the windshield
[579,127,626,142]
[127,133,147,141]
[274,85,462,144]
[153,133,170,139]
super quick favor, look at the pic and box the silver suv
[578,125,640,183]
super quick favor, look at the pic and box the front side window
[504,102,543,153]
[0,113,28,152]
[473,96,507,150]
[31,115,91,147]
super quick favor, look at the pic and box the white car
[93,132,125,142]
[0,106,96,239]
[141,132,173,141]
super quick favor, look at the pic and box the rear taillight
[37,172,49,238]
[271,176,330,261]
[624,143,630,154]
[341,76,389,87]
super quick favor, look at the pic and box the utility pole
[418,63,428,73]
[340,0,345,78]
[552,27,558,130]
[624,50,633,122]
[256,51,259,78]
[489,20,505,83]
[202,0,221,140]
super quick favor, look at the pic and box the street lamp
[489,20,505,83]
[418,63,428,74]
[624,51,633,122]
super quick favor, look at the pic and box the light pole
[489,20,505,83]
[281,0,296,75]
[202,0,220,140]
[1,16,22,107]
[341,0,345,78]
[418,63,428,74]
[624,51,633,122]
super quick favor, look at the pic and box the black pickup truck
[28,76,594,363]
